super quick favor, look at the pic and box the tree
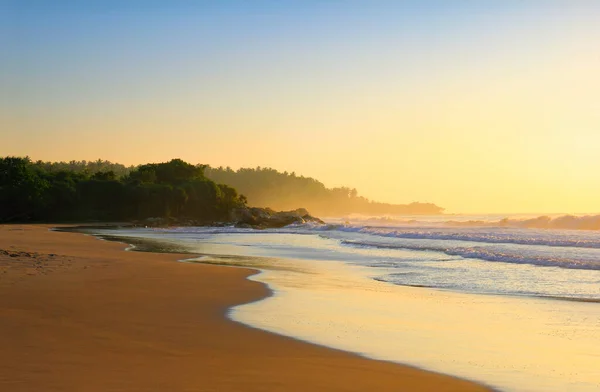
[204,165,444,215]
[0,157,50,221]
[0,157,247,223]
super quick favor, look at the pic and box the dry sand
[0,224,491,391]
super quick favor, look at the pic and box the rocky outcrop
[131,208,324,229]
[230,207,324,229]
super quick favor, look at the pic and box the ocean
[81,214,600,392]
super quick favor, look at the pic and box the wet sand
[0,224,491,391]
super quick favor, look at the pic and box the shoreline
[0,224,492,391]
[62,225,600,305]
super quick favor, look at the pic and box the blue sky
[2,1,599,213]
[3,1,555,112]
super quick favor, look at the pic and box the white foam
[231,258,600,392]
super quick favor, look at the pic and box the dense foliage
[205,166,443,216]
[0,157,245,223]
[0,157,443,222]
[33,159,134,178]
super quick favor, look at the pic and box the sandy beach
[0,224,490,391]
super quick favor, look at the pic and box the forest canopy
[0,157,444,223]
[0,157,245,223]
[206,166,443,216]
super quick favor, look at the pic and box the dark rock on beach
[230,207,324,229]
[130,207,324,229]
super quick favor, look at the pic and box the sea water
[85,214,600,392]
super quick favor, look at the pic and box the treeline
[34,159,134,178]
[205,166,443,216]
[0,157,245,223]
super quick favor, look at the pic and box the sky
[2,1,599,214]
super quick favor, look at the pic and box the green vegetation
[0,157,443,223]
[205,166,443,216]
[0,157,245,223]
[33,159,134,178]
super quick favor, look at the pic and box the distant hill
[7,158,444,219]
[205,166,444,216]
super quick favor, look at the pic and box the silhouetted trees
[34,159,134,178]
[1,157,444,223]
[205,166,444,216]
[0,157,246,223]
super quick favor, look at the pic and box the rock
[302,214,325,224]
[142,217,168,227]
[231,207,324,229]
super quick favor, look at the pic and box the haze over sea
[86,213,600,392]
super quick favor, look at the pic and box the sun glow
[2,2,599,213]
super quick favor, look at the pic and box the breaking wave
[449,214,600,231]
[335,214,600,231]
[340,239,600,270]
[333,226,600,249]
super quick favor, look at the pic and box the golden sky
[2,2,599,213]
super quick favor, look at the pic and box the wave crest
[340,239,600,270]
[336,214,600,231]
